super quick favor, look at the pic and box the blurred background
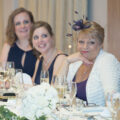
[0,0,119,60]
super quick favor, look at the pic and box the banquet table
[0,98,112,120]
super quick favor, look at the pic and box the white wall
[87,0,108,50]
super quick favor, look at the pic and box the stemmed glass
[6,61,15,71]
[13,69,24,105]
[66,81,77,111]
[40,70,49,84]
[5,62,15,90]
[106,92,120,120]
[5,61,15,78]
[54,76,67,119]
[54,76,66,101]
[13,69,23,90]
[0,63,6,90]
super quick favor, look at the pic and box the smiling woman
[29,21,67,84]
[59,19,120,106]
[0,8,37,77]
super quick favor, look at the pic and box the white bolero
[67,49,120,106]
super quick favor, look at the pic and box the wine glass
[14,69,23,84]
[3,62,15,91]
[106,92,120,120]
[13,69,24,104]
[0,63,6,91]
[13,69,23,89]
[6,61,15,69]
[5,61,15,78]
[54,76,67,101]
[66,81,77,111]
[54,76,67,119]
[40,70,49,84]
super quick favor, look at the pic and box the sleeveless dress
[35,53,67,84]
[7,43,37,77]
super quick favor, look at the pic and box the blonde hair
[78,21,104,44]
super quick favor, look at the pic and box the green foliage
[36,115,47,120]
[0,105,28,120]
[0,105,47,120]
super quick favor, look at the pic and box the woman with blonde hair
[60,19,120,106]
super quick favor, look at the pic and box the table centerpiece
[20,82,59,120]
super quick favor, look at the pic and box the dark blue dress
[7,43,37,77]
[35,54,67,84]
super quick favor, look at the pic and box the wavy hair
[6,7,34,46]
[29,21,54,58]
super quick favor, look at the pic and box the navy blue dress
[7,43,37,77]
[35,54,67,84]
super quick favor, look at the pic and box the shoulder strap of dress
[54,53,68,61]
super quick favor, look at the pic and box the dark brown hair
[29,21,54,58]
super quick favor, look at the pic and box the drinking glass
[0,75,5,90]
[14,69,24,103]
[54,76,67,101]
[54,76,67,120]
[5,61,15,78]
[106,92,120,120]
[66,81,77,111]
[6,61,15,69]
[15,69,23,84]
[40,70,49,83]
[76,98,84,111]
[0,63,7,90]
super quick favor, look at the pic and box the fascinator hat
[66,19,91,37]
[72,19,91,31]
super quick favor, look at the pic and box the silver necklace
[43,50,57,68]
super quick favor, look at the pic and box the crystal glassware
[65,81,77,111]
[106,92,120,120]
[40,70,49,84]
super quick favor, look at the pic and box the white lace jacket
[67,49,120,106]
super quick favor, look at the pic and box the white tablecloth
[0,99,112,120]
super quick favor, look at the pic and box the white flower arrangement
[21,83,58,120]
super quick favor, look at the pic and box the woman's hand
[67,52,93,65]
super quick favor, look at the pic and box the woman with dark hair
[29,21,67,84]
[0,7,37,77]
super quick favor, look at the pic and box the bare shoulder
[3,42,11,49]
[56,51,67,62]
[54,51,67,67]
[53,52,67,75]
[0,42,11,62]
